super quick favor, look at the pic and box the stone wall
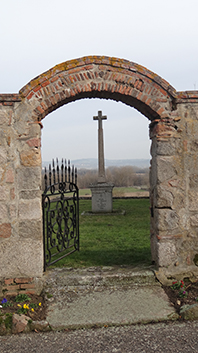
[150,98,198,279]
[0,56,198,282]
[0,95,43,280]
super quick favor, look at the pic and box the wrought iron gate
[42,159,79,271]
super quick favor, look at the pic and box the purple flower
[1,298,7,304]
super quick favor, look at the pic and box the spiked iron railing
[43,158,77,194]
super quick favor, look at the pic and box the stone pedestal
[90,183,114,213]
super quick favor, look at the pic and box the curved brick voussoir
[19,56,176,121]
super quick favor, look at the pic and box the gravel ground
[1,321,198,352]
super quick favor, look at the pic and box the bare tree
[77,166,149,189]
[42,166,149,191]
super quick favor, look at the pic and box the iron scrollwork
[42,159,79,271]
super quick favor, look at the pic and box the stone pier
[90,182,114,213]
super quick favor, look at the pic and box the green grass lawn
[49,198,151,269]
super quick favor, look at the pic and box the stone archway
[1,56,198,284]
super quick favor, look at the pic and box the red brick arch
[19,56,177,121]
[2,55,198,280]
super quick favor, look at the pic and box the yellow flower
[31,308,34,312]
[23,304,29,309]
[39,302,42,306]
[17,304,22,308]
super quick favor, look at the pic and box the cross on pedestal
[93,110,107,183]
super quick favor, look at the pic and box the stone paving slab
[44,266,178,329]
[46,286,176,329]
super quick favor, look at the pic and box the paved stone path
[44,266,177,330]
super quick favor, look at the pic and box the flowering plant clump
[179,290,188,298]
[1,298,7,304]
[1,298,13,308]
[0,295,43,320]
[171,280,185,290]
[17,302,40,315]
[171,280,188,298]
[17,303,30,315]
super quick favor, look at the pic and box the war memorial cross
[93,110,107,183]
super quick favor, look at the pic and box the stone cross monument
[90,111,114,213]
[93,110,107,183]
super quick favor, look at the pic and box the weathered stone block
[0,110,11,125]
[154,140,176,156]
[19,220,42,240]
[19,190,41,199]
[30,320,50,332]
[158,241,177,267]
[26,138,41,148]
[13,121,30,136]
[0,146,7,164]
[0,166,5,182]
[189,191,198,211]
[184,153,198,173]
[0,186,9,201]
[20,149,41,167]
[0,238,43,277]
[178,208,188,229]
[0,204,8,220]
[154,185,173,208]
[156,156,177,183]
[150,156,177,187]
[18,198,41,220]
[190,214,198,227]
[9,204,16,219]
[168,179,180,187]
[190,139,198,153]
[155,209,179,231]
[29,122,41,137]
[189,173,198,188]
[6,168,14,183]
[180,304,198,320]
[0,130,7,147]
[0,223,11,238]
[17,167,41,191]
[10,187,15,200]
[0,112,7,125]
[12,314,29,334]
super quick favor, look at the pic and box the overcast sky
[1,0,198,162]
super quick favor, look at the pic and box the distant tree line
[42,166,149,191]
[77,166,149,189]
[42,166,149,190]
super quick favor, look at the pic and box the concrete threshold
[43,266,178,330]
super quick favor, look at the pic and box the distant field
[79,187,148,197]
[79,188,92,196]
[50,198,151,269]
